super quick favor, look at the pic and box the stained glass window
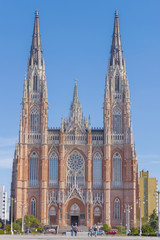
[114,198,120,219]
[66,150,85,188]
[31,198,36,216]
[113,107,122,133]
[30,106,39,132]
[29,152,38,186]
[93,152,102,188]
[49,152,58,186]
[112,152,122,187]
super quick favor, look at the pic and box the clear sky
[0,0,160,201]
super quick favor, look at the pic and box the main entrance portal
[71,216,78,226]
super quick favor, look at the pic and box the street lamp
[19,203,27,232]
[124,204,132,235]
[154,190,160,236]
[10,197,16,235]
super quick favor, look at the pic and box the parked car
[107,231,117,235]
[44,228,56,234]
[92,230,105,236]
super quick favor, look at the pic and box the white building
[0,185,7,223]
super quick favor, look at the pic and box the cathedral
[11,10,139,228]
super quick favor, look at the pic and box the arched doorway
[93,207,102,224]
[70,203,80,226]
[49,206,57,225]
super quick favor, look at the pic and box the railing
[112,93,122,103]
[111,133,124,144]
[28,133,41,144]
[65,134,87,145]
[48,132,59,145]
[92,134,104,145]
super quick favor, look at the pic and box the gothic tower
[103,10,138,227]
[11,11,48,222]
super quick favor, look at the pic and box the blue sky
[0,0,160,201]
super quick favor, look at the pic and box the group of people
[88,225,98,237]
[71,223,78,236]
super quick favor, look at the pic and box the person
[74,224,78,236]
[88,226,92,237]
[71,225,74,236]
[94,225,97,237]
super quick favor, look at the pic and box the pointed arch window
[30,106,39,132]
[114,198,120,219]
[66,150,85,188]
[31,198,36,216]
[115,75,119,92]
[112,107,122,133]
[33,75,38,92]
[93,152,102,188]
[112,152,122,187]
[29,152,38,186]
[49,152,58,186]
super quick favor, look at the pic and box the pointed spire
[29,10,42,66]
[110,10,123,67]
[73,79,79,104]
[88,115,91,130]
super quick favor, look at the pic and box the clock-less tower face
[66,150,85,188]
[67,151,84,171]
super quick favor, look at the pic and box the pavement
[0,235,160,240]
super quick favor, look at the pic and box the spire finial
[35,10,39,17]
[29,10,42,66]
[73,78,79,103]
[110,10,123,67]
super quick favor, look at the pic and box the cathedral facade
[11,10,139,227]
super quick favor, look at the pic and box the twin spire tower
[11,10,139,228]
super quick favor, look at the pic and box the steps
[58,225,88,234]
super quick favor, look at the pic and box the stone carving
[93,192,103,206]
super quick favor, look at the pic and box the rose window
[66,150,85,188]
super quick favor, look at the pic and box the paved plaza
[0,235,160,240]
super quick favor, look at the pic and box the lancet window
[112,152,122,187]
[93,152,102,188]
[112,107,122,133]
[30,106,39,132]
[66,150,85,188]
[31,198,36,216]
[33,75,38,92]
[49,152,58,186]
[114,198,120,219]
[29,152,38,186]
[115,75,119,92]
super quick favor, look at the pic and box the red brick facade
[11,10,139,228]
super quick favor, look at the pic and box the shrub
[130,227,138,235]
[115,225,126,234]
[103,223,111,232]
[142,224,153,233]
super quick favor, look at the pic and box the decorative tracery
[112,107,122,133]
[66,150,85,188]
[30,106,39,132]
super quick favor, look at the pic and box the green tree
[13,222,21,231]
[142,224,153,233]
[103,223,111,233]
[24,215,40,228]
[149,209,158,232]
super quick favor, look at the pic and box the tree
[24,215,40,228]
[149,209,158,232]
[142,224,153,233]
